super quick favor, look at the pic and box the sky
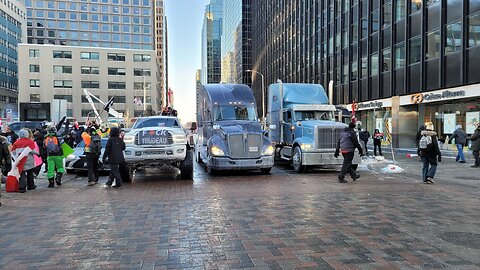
[165,0,209,123]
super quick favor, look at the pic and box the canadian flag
[9,138,35,179]
[167,88,174,107]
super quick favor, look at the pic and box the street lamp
[246,69,266,129]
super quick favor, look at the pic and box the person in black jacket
[449,125,468,163]
[335,122,364,183]
[469,122,480,168]
[102,127,126,189]
[0,135,12,207]
[418,122,442,184]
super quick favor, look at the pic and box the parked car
[65,138,110,173]
[7,121,44,133]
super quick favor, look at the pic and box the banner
[466,111,480,134]
[443,113,456,134]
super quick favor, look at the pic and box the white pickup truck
[122,116,194,180]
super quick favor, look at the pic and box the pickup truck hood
[300,120,347,130]
[214,120,263,135]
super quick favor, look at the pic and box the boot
[55,173,63,186]
[48,178,55,188]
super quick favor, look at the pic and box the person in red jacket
[11,129,39,192]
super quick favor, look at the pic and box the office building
[221,0,252,86]
[154,0,167,109]
[252,0,480,147]
[201,0,222,84]
[0,0,26,120]
[18,44,160,122]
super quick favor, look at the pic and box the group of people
[0,118,127,207]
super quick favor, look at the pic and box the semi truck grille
[317,127,343,149]
[228,134,262,159]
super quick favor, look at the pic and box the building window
[426,30,440,59]
[81,81,100,89]
[342,65,349,83]
[409,36,421,64]
[371,9,379,33]
[395,0,405,22]
[67,109,73,117]
[29,65,40,72]
[108,68,126,75]
[53,80,73,88]
[426,0,440,6]
[410,0,422,13]
[383,2,392,28]
[133,68,151,76]
[81,66,100,74]
[81,109,91,117]
[80,52,100,60]
[30,79,40,87]
[29,49,39,58]
[53,65,72,74]
[361,57,368,78]
[445,21,462,54]
[108,81,126,89]
[361,18,368,38]
[30,94,40,102]
[468,12,480,48]
[395,43,406,69]
[133,54,151,62]
[82,95,100,103]
[108,95,126,103]
[382,48,391,72]
[53,50,72,59]
[54,95,73,102]
[134,82,151,90]
[370,53,379,76]
[351,61,358,81]
[107,53,125,61]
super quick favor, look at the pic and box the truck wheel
[260,168,272,174]
[179,150,194,180]
[120,164,133,183]
[292,146,307,173]
[196,149,203,163]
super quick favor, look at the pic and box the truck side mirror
[269,124,276,130]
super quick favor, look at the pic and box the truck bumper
[210,156,274,170]
[124,145,187,167]
[302,152,361,166]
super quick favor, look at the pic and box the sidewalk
[367,145,474,159]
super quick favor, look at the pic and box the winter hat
[455,125,462,130]
[18,129,29,138]
[348,122,356,129]
[425,122,434,131]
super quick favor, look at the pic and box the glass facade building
[201,0,222,84]
[221,0,252,86]
[23,0,154,50]
[252,0,480,147]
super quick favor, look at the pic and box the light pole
[246,69,266,129]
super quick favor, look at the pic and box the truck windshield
[213,105,257,121]
[294,111,334,121]
[133,118,180,129]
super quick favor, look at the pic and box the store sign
[357,101,384,110]
[410,90,466,104]
[347,98,391,111]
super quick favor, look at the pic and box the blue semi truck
[195,84,275,174]
[267,82,360,173]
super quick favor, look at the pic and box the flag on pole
[103,96,114,112]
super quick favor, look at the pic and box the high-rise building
[0,0,26,120]
[154,0,167,109]
[201,0,222,84]
[221,0,252,86]
[252,0,480,147]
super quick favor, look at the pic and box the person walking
[0,135,12,207]
[449,125,468,163]
[469,122,480,168]
[373,129,383,156]
[1,124,19,147]
[33,128,47,175]
[334,122,364,183]
[44,127,65,188]
[82,127,102,186]
[358,128,370,156]
[11,129,39,192]
[102,127,126,189]
[418,122,442,184]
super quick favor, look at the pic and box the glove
[437,155,442,162]
[334,150,339,158]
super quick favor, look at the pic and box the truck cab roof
[268,83,329,109]
[202,84,256,105]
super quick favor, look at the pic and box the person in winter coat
[102,127,126,189]
[334,122,364,183]
[0,135,12,207]
[44,127,65,188]
[358,128,371,155]
[1,124,19,147]
[33,128,48,174]
[82,127,102,186]
[469,122,480,168]
[418,122,442,184]
[11,129,39,192]
[373,129,384,156]
[449,125,468,163]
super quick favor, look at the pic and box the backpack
[44,136,61,154]
[419,135,433,150]
[89,135,102,154]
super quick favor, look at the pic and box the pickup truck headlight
[210,146,225,156]
[123,134,135,144]
[173,134,187,144]
[262,145,274,156]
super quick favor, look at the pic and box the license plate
[138,130,170,145]
[249,147,258,152]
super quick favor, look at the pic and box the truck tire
[292,146,307,173]
[260,168,272,174]
[120,164,133,183]
[196,149,203,163]
[179,150,194,180]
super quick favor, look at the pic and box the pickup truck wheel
[120,164,133,183]
[179,150,194,180]
[260,168,272,174]
[292,146,307,173]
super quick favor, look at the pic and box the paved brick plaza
[1,157,479,269]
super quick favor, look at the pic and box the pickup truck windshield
[294,111,334,121]
[133,118,180,129]
[213,105,257,121]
